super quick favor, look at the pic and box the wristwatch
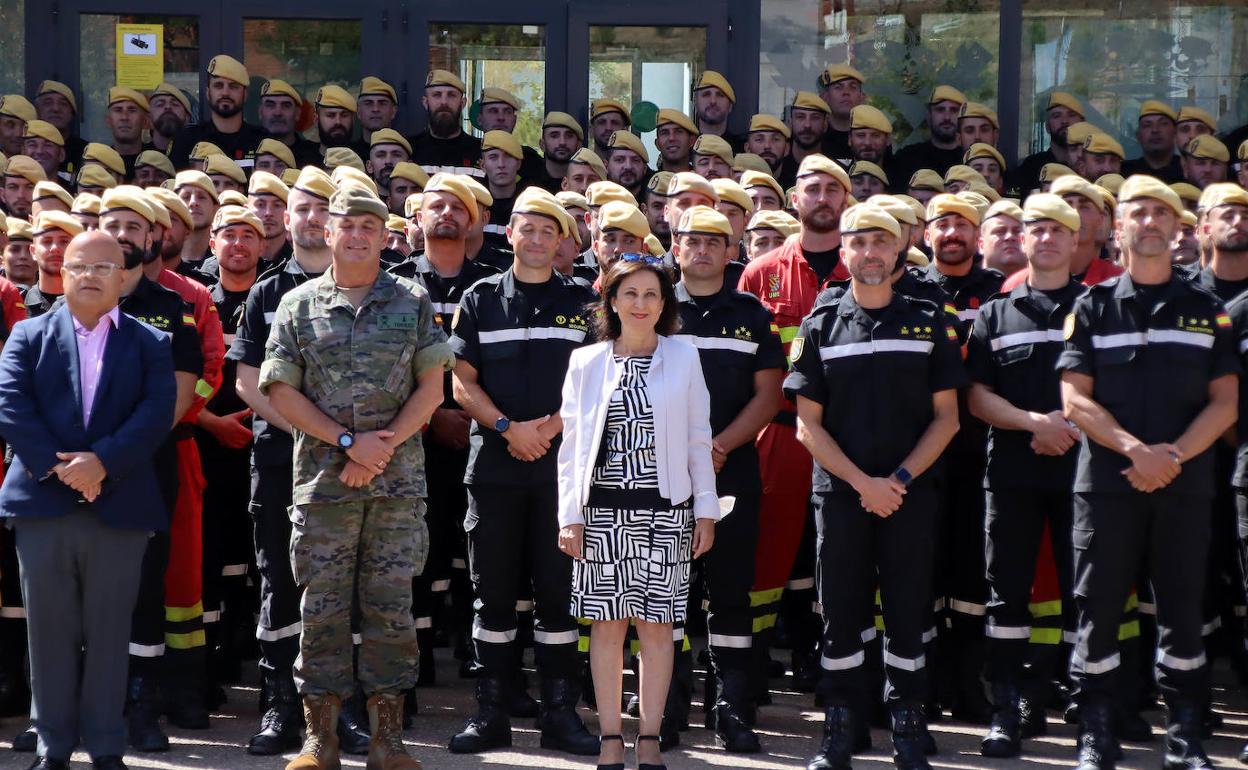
[494,416,511,433]
[892,466,913,487]
[337,431,355,449]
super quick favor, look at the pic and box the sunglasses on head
[617,252,663,265]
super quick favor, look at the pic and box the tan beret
[819,64,865,88]
[71,193,102,216]
[33,180,72,207]
[24,120,63,146]
[107,86,149,112]
[641,233,662,257]
[966,181,1001,203]
[1181,210,1199,227]
[926,193,982,226]
[212,204,264,235]
[5,217,31,240]
[259,78,301,106]
[256,138,296,169]
[1047,91,1084,116]
[1084,132,1125,159]
[1049,174,1106,212]
[332,165,379,196]
[135,150,175,177]
[984,199,1024,225]
[328,185,388,221]
[36,81,77,112]
[147,187,192,228]
[864,194,918,226]
[964,143,1006,169]
[694,70,736,103]
[792,91,831,115]
[606,130,649,164]
[315,84,356,113]
[656,109,698,136]
[591,98,630,124]
[958,102,999,128]
[151,82,191,113]
[1170,182,1202,205]
[207,54,249,85]
[76,165,116,190]
[425,69,466,93]
[746,209,800,236]
[732,153,771,175]
[390,161,429,189]
[850,104,892,134]
[849,160,888,186]
[944,164,986,188]
[1039,163,1076,183]
[645,171,674,199]
[1186,135,1229,163]
[174,169,219,203]
[585,180,636,208]
[908,169,945,192]
[740,170,785,202]
[461,176,492,207]
[512,187,571,239]
[369,128,412,155]
[556,191,589,212]
[147,195,176,230]
[481,130,523,161]
[324,146,366,172]
[596,200,650,240]
[796,154,851,190]
[569,147,608,180]
[668,171,717,201]
[542,111,584,141]
[1139,100,1177,123]
[1095,173,1125,194]
[1177,105,1217,131]
[1197,182,1248,212]
[5,155,45,184]
[0,95,35,123]
[676,205,733,238]
[385,214,407,235]
[1119,174,1184,216]
[692,135,734,166]
[218,190,248,207]
[905,245,930,268]
[480,87,519,111]
[190,141,225,161]
[749,113,791,140]
[292,166,335,201]
[281,168,300,187]
[247,170,288,203]
[711,178,754,214]
[32,210,84,238]
[957,191,992,217]
[840,203,900,238]
[895,194,927,222]
[930,85,967,106]
[403,193,423,218]
[423,173,479,224]
[83,143,125,177]
[359,76,397,102]
[100,185,155,224]
[205,153,246,185]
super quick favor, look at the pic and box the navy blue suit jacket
[0,305,176,530]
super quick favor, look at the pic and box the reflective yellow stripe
[628,640,641,655]
[1118,620,1140,641]
[750,588,784,607]
[165,601,204,623]
[165,629,207,649]
[578,636,590,653]
[195,379,215,398]
[753,613,777,633]
[778,326,800,343]
[1030,627,1063,645]
[874,616,885,631]
[1123,594,1139,612]
[1029,599,1063,617]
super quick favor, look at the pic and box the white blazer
[557,335,719,528]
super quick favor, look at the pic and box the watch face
[340,433,354,448]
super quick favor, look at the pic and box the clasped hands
[53,451,106,501]
[339,430,397,488]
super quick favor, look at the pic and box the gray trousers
[14,510,149,760]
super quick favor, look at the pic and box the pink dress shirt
[72,307,120,426]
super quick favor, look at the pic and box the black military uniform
[1010,149,1060,198]
[889,142,965,193]
[1228,292,1248,765]
[485,195,516,253]
[923,260,1004,721]
[21,285,61,318]
[673,279,784,750]
[169,120,266,172]
[472,242,515,273]
[409,130,484,180]
[388,253,499,683]
[1195,265,1248,303]
[1120,156,1184,185]
[785,288,965,768]
[447,268,598,753]
[821,128,851,166]
[965,278,1087,754]
[1058,272,1239,766]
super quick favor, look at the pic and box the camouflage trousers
[290,497,428,696]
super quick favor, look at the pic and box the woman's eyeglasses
[617,252,663,265]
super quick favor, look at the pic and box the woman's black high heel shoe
[597,734,626,770]
[636,734,668,770]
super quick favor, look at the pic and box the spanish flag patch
[945,326,958,341]
[182,314,195,325]
[1216,312,1231,328]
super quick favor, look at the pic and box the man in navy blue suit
[0,230,176,770]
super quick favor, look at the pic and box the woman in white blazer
[557,256,718,770]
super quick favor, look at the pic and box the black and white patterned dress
[571,355,695,623]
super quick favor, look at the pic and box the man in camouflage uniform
[259,185,453,770]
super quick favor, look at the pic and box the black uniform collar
[497,267,563,300]
[675,278,734,308]
[1009,276,1081,302]
[1111,270,1185,307]
[834,286,909,324]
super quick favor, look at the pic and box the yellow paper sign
[116,24,164,90]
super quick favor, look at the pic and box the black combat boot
[448,678,512,753]
[247,668,302,755]
[890,702,932,770]
[806,705,856,770]
[1162,699,1214,769]
[712,668,761,753]
[981,679,1021,757]
[536,678,599,755]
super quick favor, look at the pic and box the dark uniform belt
[587,486,691,512]
[771,411,797,428]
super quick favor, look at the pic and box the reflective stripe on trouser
[250,461,300,670]
[130,531,170,669]
[197,430,252,652]
[704,493,758,670]
[291,497,428,696]
[1070,492,1212,702]
[412,451,464,635]
[983,489,1073,682]
[466,484,579,680]
[814,486,936,706]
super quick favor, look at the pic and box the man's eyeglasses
[64,263,121,278]
[618,252,663,265]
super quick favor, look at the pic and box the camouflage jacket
[259,265,454,504]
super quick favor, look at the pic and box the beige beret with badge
[260,78,302,106]
[596,200,650,239]
[316,85,357,113]
[151,82,192,113]
[926,193,982,226]
[1049,174,1107,211]
[569,148,608,181]
[1119,174,1184,216]
[692,135,734,166]
[207,55,249,86]
[386,214,407,235]
[746,209,800,237]
[461,176,492,207]
[425,69,466,93]
[360,76,397,103]
[733,153,771,176]
[289,166,333,200]
[1198,183,1248,212]
[0,95,35,123]
[175,169,220,202]
[328,185,388,221]
[964,143,1006,169]
[556,190,589,212]
[481,87,520,111]
[108,86,149,112]
[1177,105,1217,131]
[819,64,865,88]
[256,138,296,169]
[796,154,851,191]
[481,130,523,161]
[24,120,63,147]
[656,109,698,136]
[71,193,102,217]
[5,155,45,184]
[591,99,630,125]
[983,199,1024,224]
[135,150,175,178]
[840,203,900,238]
[5,218,31,241]
[693,70,736,103]
[1084,132,1125,159]
[667,172,717,202]
[677,205,733,238]
[645,171,674,199]
[930,85,967,106]
[512,187,571,239]
[32,210,84,238]
[403,193,423,219]
[711,178,754,214]
[865,194,918,226]
[332,165,379,196]
[1186,135,1229,163]
[1095,173,1125,194]
[959,102,999,128]
[190,141,225,162]
[749,114,791,140]
[37,81,77,113]
[850,105,892,134]
[218,190,247,207]
[204,153,246,185]
[212,204,265,235]
[423,173,480,224]
[77,164,116,190]
[849,160,888,186]
[792,91,831,115]
[1047,91,1084,117]
[606,130,649,164]
[585,180,636,208]
[944,164,987,188]
[325,146,366,173]
[83,143,125,177]
[1139,100,1177,123]
[740,170,785,202]
[1022,193,1081,232]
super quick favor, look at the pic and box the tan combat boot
[366,693,422,770]
[285,693,342,770]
